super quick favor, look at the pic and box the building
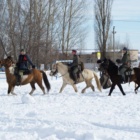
[72,49,139,69]
[55,49,139,70]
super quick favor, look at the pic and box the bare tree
[56,0,86,56]
[0,0,8,58]
[0,0,87,68]
[94,0,113,59]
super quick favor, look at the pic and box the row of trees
[0,0,86,67]
[0,0,131,67]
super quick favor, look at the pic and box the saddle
[14,67,31,76]
[14,67,32,86]
[124,68,134,82]
[68,67,82,82]
[125,68,134,75]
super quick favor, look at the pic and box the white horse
[49,62,102,93]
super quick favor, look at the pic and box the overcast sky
[85,0,140,51]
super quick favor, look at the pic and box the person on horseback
[116,47,130,83]
[15,49,35,85]
[69,49,80,84]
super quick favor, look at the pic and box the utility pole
[112,26,116,61]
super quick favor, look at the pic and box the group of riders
[15,49,82,85]
[15,47,130,86]
[98,47,131,88]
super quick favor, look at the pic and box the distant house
[56,49,139,70]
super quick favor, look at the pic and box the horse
[49,62,101,93]
[0,56,51,95]
[99,58,140,96]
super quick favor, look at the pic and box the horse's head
[49,62,68,76]
[98,58,109,72]
[49,63,58,76]
[98,58,118,75]
[0,56,15,68]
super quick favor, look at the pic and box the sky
[0,71,140,140]
[85,0,140,51]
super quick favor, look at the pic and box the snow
[0,72,140,140]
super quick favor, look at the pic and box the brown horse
[0,56,51,95]
[99,58,140,96]
[49,62,101,93]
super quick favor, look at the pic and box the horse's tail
[93,71,102,92]
[40,71,51,92]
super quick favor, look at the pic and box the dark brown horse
[99,58,140,96]
[0,56,51,95]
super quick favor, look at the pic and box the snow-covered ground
[0,72,140,140]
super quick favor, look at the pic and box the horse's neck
[108,63,118,75]
[58,63,68,75]
[5,68,13,79]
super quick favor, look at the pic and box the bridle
[0,56,15,68]
[50,67,58,76]
[99,59,110,75]
[50,63,68,78]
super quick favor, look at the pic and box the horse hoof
[11,93,17,95]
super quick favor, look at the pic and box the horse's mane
[108,59,117,67]
[58,62,69,67]
[108,59,118,74]
[61,62,67,65]
[7,56,13,59]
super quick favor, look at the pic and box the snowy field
[0,72,140,140]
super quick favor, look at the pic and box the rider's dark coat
[17,54,34,70]
[121,51,130,67]
[70,54,79,68]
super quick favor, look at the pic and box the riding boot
[73,73,77,84]
[121,74,126,83]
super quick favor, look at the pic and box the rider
[117,47,130,83]
[69,49,80,84]
[15,49,35,85]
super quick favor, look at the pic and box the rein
[51,67,68,78]
[57,72,68,78]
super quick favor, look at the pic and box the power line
[85,17,140,23]
[113,19,140,23]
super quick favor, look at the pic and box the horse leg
[36,80,46,94]
[88,79,95,92]
[29,82,36,95]
[108,84,116,96]
[135,84,140,94]
[59,82,67,93]
[8,85,16,95]
[72,84,78,93]
[117,84,126,96]
[82,80,94,93]
[81,86,87,93]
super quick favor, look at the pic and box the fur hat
[122,47,128,51]
[72,49,77,53]
[20,49,25,52]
